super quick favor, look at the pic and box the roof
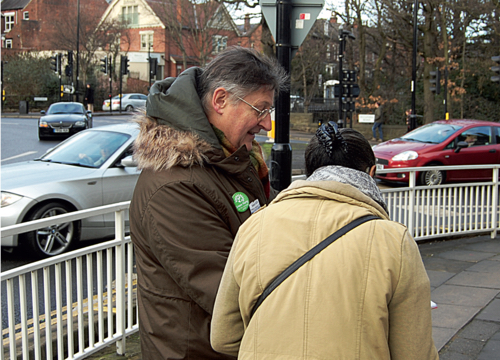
[433,119,500,127]
[1,0,31,11]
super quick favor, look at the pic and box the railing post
[492,167,499,239]
[115,209,126,355]
[408,169,417,237]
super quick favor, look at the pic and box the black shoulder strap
[250,215,380,318]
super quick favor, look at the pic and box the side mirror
[119,155,138,168]
[454,141,469,153]
[40,110,46,115]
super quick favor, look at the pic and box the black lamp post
[75,0,80,102]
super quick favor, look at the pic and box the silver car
[102,93,147,112]
[1,123,140,258]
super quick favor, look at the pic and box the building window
[212,35,227,53]
[4,13,15,32]
[122,5,139,25]
[140,33,153,51]
[176,65,182,76]
[4,39,12,48]
[23,11,29,20]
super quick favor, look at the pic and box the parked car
[38,102,93,140]
[373,119,500,186]
[1,123,140,258]
[102,93,147,112]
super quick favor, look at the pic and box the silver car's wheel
[420,168,445,186]
[125,105,133,112]
[23,202,80,258]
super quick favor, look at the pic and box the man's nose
[260,113,272,132]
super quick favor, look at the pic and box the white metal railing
[1,165,499,359]
[376,164,499,240]
[1,202,137,360]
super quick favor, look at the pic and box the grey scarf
[307,165,388,213]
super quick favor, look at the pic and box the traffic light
[491,56,500,83]
[149,57,157,77]
[120,55,129,75]
[100,56,108,75]
[429,69,441,94]
[50,54,61,74]
[66,51,73,77]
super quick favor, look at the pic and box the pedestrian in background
[372,101,384,142]
[211,122,438,360]
[84,84,94,112]
[129,47,287,360]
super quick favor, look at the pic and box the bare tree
[150,0,241,69]
[50,9,128,86]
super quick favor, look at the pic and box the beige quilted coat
[211,179,438,360]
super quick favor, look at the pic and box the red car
[373,119,500,185]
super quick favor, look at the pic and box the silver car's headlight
[1,192,23,207]
[74,120,86,127]
[392,150,419,161]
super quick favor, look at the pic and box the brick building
[1,0,109,52]
[99,0,263,82]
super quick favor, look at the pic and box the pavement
[6,112,500,359]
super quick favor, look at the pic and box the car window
[129,95,138,99]
[47,103,84,114]
[401,123,462,144]
[139,94,147,100]
[40,130,131,168]
[456,126,492,147]
[494,127,500,145]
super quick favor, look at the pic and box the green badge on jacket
[232,192,250,213]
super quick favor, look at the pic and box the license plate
[376,164,384,170]
[54,128,69,133]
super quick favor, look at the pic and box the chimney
[244,14,250,33]
[330,13,337,24]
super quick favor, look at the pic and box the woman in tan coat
[211,122,438,360]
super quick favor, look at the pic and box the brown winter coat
[211,179,438,360]
[129,68,270,359]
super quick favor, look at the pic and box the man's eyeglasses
[235,95,275,120]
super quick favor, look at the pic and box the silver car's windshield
[47,103,85,115]
[39,130,130,168]
[400,123,463,144]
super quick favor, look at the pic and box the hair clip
[316,121,348,156]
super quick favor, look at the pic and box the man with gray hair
[130,47,287,359]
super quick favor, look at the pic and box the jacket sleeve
[145,180,236,314]
[211,235,244,356]
[388,231,439,360]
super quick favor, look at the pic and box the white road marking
[1,151,37,162]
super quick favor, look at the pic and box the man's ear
[212,87,229,115]
[369,165,377,178]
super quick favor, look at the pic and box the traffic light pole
[270,0,292,191]
[443,66,448,120]
[410,0,418,130]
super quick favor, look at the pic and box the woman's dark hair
[305,122,376,177]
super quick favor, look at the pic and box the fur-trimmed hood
[133,67,224,171]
